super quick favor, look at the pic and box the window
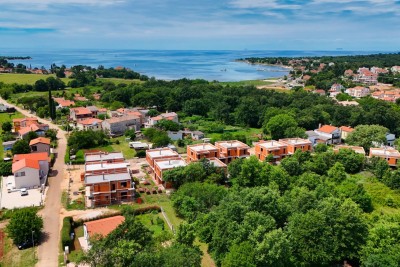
[121,182,127,188]
[32,146,37,151]
[15,171,26,177]
[111,184,116,191]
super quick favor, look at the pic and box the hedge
[64,146,71,164]
[61,216,73,249]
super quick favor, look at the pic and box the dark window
[121,182,127,188]
[111,184,116,191]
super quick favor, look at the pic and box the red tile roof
[84,216,125,238]
[13,117,38,123]
[340,126,354,133]
[12,158,40,172]
[18,124,40,136]
[318,125,338,134]
[72,107,92,115]
[29,137,51,146]
[54,98,75,107]
[13,152,50,163]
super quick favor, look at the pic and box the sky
[0,0,399,51]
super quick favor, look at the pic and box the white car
[20,188,28,196]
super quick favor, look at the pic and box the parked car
[20,188,28,196]
[17,240,33,250]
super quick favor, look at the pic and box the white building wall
[14,167,40,189]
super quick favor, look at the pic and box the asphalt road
[0,98,67,267]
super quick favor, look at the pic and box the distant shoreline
[0,56,31,60]
[235,59,293,70]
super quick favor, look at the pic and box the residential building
[84,162,130,177]
[167,130,205,141]
[354,68,378,85]
[29,137,51,155]
[12,117,38,132]
[369,147,400,167]
[53,98,75,110]
[153,158,187,188]
[83,216,125,248]
[334,145,366,155]
[146,148,180,169]
[345,86,370,98]
[187,143,219,162]
[145,112,179,128]
[279,138,312,154]
[340,126,354,140]
[102,115,141,135]
[12,152,50,188]
[74,94,88,102]
[255,140,287,162]
[86,106,100,117]
[77,118,103,131]
[85,152,125,165]
[344,69,354,77]
[391,66,400,73]
[12,159,41,189]
[215,140,250,164]
[84,172,134,207]
[70,107,93,121]
[338,100,359,106]
[314,125,341,144]
[18,124,48,139]
[207,157,228,174]
[386,133,396,147]
[370,67,388,75]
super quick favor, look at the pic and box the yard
[0,111,24,159]
[0,232,37,267]
[89,136,137,159]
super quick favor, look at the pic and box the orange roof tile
[72,107,92,115]
[12,158,40,172]
[29,137,51,146]
[340,126,354,133]
[13,117,38,123]
[318,125,338,134]
[84,216,125,238]
[13,152,49,163]
[18,124,40,136]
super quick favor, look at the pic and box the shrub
[136,150,146,158]
[61,216,73,249]
[65,146,71,164]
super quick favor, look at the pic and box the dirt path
[0,98,67,267]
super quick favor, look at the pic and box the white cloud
[230,0,301,9]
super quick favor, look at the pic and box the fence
[160,206,175,234]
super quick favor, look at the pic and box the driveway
[0,97,67,267]
[0,178,47,209]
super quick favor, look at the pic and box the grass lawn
[9,91,48,103]
[0,111,24,159]
[0,73,71,85]
[92,136,136,159]
[136,213,169,236]
[1,233,37,267]
[195,239,216,267]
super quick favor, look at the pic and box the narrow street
[0,98,67,267]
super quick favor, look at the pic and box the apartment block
[215,140,250,164]
[186,143,219,162]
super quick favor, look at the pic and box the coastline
[235,59,293,70]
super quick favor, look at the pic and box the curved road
[0,98,66,267]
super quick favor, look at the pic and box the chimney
[159,149,162,155]
[169,160,171,165]
[318,123,322,129]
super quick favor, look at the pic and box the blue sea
[0,49,385,82]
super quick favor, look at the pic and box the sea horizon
[1,49,397,82]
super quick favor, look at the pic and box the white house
[12,159,40,189]
[77,118,103,131]
[314,125,341,144]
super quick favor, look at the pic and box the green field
[97,78,143,85]
[0,112,24,159]
[0,73,71,85]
